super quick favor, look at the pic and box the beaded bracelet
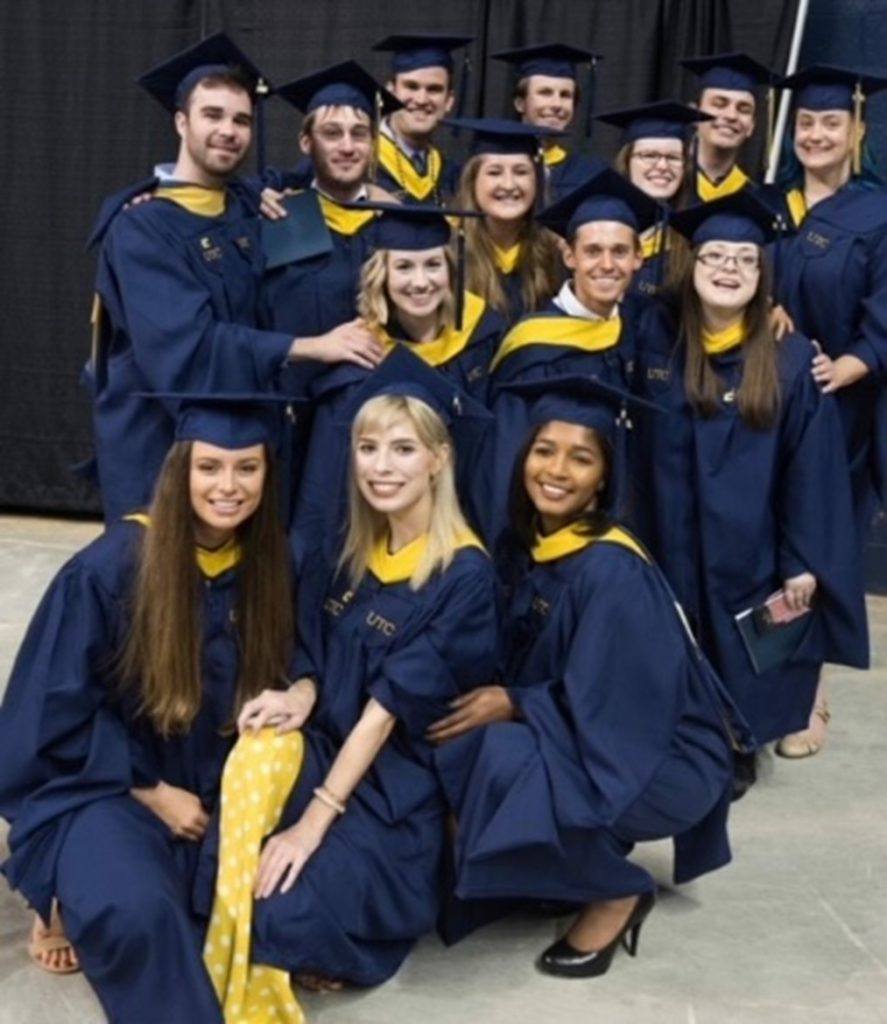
[313,786,346,815]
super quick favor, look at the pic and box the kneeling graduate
[429,375,751,978]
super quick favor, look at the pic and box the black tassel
[584,57,599,147]
[255,77,270,176]
[455,217,466,330]
[452,55,471,138]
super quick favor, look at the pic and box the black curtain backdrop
[0,0,799,513]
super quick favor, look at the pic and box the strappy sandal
[776,702,831,759]
[28,910,81,975]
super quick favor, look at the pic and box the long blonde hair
[339,394,472,590]
[357,247,458,335]
[456,154,561,317]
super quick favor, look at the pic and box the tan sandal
[28,908,81,975]
[776,703,831,759]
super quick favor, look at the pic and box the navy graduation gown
[258,186,378,339]
[436,532,745,916]
[772,182,887,519]
[88,186,293,523]
[197,544,500,986]
[290,305,503,557]
[485,305,634,547]
[0,519,267,1023]
[634,313,869,743]
[543,148,605,204]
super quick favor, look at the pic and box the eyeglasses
[631,150,684,168]
[696,249,761,272]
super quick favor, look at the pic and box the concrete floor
[1,513,886,1024]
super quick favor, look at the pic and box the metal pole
[766,0,812,182]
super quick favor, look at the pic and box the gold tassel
[852,80,865,176]
[765,86,775,175]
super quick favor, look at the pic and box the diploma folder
[261,190,333,269]
[734,590,813,675]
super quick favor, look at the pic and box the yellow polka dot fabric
[203,729,306,1024]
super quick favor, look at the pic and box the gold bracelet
[313,786,346,815]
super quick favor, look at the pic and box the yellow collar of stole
[377,292,486,366]
[368,529,484,584]
[317,193,376,236]
[154,184,226,217]
[702,321,746,355]
[492,242,522,274]
[696,165,749,203]
[532,523,649,564]
[123,513,242,578]
[376,133,443,201]
[640,224,668,261]
[542,144,569,167]
[786,188,808,228]
[491,314,621,371]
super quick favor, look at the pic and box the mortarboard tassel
[455,216,467,331]
[371,88,384,185]
[452,55,471,138]
[852,80,865,176]
[255,77,270,176]
[764,85,775,176]
[584,57,599,146]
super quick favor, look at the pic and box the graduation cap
[781,65,887,174]
[275,60,402,119]
[373,33,474,121]
[443,117,563,156]
[342,199,483,329]
[138,32,266,112]
[669,189,787,247]
[596,100,714,144]
[681,52,776,94]
[373,33,472,74]
[137,32,272,172]
[492,43,604,140]
[497,372,662,514]
[492,43,600,82]
[338,345,493,464]
[537,166,662,238]
[144,391,301,451]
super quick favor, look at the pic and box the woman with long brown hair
[450,117,563,324]
[0,395,305,1024]
[633,191,869,797]
[599,101,713,300]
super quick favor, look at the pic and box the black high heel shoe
[536,890,655,978]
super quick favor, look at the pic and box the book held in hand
[734,590,813,675]
[261,190,333,269]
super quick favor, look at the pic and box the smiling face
[385,246,451,321]
[693,241,761,316]
[515,74,577,132]
[628,136,686,200]
[793,107,855,176]
[189,441,266,547]
[175,82,253,182]
[388,66,454,139]
[697,88,756,152]
[564,221,642,314]
[354,414,445,521]
[300,105,373,190]
[524,420,608,534]
[473,153,537,222]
